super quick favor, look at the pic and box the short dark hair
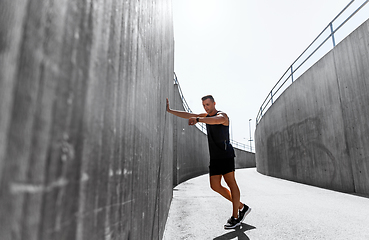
[201,95,214,102]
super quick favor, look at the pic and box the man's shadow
[213,223,256,240]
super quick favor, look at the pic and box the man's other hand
[188,117,197,126]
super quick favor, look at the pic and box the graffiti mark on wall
[267,117,337,185]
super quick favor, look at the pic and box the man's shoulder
[217,111,228,117]
[217,111,229,126]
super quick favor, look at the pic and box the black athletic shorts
[209,158,235,176]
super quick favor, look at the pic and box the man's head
[201,95,217,115]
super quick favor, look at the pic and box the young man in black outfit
[166,95,251,229]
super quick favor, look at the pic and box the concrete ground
[163,168,369,240]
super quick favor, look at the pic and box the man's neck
[208,109,218,116]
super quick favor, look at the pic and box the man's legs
[210,172,243,218]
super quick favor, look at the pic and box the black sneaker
[238,205,251,223]
[224,216,241,229]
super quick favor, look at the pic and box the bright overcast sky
[172,0,369,149]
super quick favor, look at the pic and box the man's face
[202,98,216,114]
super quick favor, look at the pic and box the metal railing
[174,73,254,152]
[256,0,369,124]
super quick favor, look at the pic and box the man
[166,95,251,229]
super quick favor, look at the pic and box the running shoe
[238,205,251,223]
[224,216,241,229]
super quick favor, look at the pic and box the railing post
[291,65,294,83]
[330,22,336,47]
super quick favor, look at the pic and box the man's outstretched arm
[166,98,206,119]
[188,112,228,126]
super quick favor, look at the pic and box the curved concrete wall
[255,19,369,196]
[235,149,256,170]
[0,1,174,240]
[0,1,255,239]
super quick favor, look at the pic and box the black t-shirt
[206,111,236,160]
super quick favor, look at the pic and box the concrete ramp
[163,168,369,240]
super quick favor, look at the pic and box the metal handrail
[173,73,254,152]
[256,0,369,124]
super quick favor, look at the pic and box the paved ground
[163,168,369,240]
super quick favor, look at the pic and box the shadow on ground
[213,223,256,240]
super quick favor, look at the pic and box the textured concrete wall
[335,19,369,195]
[172,85,256,186]
[235,149,256,170]
[0,1,174,240]
[255,19,369,195]
[0,0,256,239]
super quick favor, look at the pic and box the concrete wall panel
[255,19,369,195]
[0,0,255,239]
[0,1,174,239]
[334,20,369,194]
[235,149,256,170]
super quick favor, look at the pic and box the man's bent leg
[210,173,244,216]
[223,171,241,218]
[209,175,233,202]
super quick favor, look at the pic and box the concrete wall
[0,1,174,240]
[235,149,256,170]
[172,85,256,186]
[255,19,369,196]
[0,1,256,239]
